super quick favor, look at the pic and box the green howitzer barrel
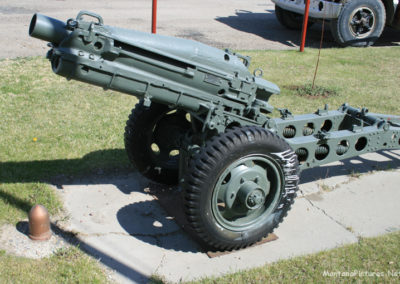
[29,11,278,131]
[29,11,400,251]
[29,13,70,44]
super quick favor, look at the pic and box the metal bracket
[316,104,329,116]
[82,23,95,43]
[278,108,293,120]
[76,10,104,25]
[351,124,363,133]
[225,49,251,67]
[314,130,330,140]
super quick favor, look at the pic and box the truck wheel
[330,0,386,47]
[124,100,191,185]
[183,126,300,250]
[275,5,311,30]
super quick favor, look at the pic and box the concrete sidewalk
[57,150,400,283]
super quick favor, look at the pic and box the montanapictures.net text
[323,270,400,277]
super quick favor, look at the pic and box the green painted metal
[270,104,400,170]
[29,11,400,249]
[29,11,277,134]
[211,155,281,231]
[29,13,70,44]
[29,11,400,170]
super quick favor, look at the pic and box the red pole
[152,0,157,34]
[300,0,311,52]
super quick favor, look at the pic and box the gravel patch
[0,221,71,259]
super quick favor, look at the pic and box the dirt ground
[1,0,399,59]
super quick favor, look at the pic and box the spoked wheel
[124,100,191,185]
[183,126,300,250]
[330,0,385,47]
[349,7,376,39]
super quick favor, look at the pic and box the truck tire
[183,126,300,250]
[330,0,386,47]
[124,100,190,185]
[275,5,311,30]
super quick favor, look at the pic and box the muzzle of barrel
[29,13,69,44]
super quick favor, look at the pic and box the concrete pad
[59,185,356,283]
[299,150,400,196]
[56,150,399,283]
[156,198,357,282]
[306,171,400,238]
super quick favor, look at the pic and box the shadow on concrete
[215,9,400,48]
[215,9,335,49]
[0,190,149,283]
[117,200,199,253]
[1,148,399,254]
[301,150,400,183]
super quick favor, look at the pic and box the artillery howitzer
[29,11,400,250]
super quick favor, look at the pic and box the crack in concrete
[153,253,166,276]
[300,189,361,240]
[76,229,182,239]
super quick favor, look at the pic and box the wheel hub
[212,155,282,231]
[349,7,375,38]
[237,181,265,210]
[224,164,270,209]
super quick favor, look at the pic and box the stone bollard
[28,204,51,241]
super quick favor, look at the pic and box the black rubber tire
[124,100,190,185]
[183,126,300,250]
[275,5,312,30]
[330,0,386,47]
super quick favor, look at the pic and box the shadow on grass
[215,9,400,48]
[0,149,131,186]
[1,148,399,188]
[0,189,33,215]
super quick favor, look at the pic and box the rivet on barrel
[28,204,52,241]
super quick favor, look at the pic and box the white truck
[272,0,400,46]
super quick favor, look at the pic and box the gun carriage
[29,11,400,250]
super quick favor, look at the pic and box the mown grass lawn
[189,231,400,284]
[0,46,399,282]
[0,57,138,225]
[0,247,108,283]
